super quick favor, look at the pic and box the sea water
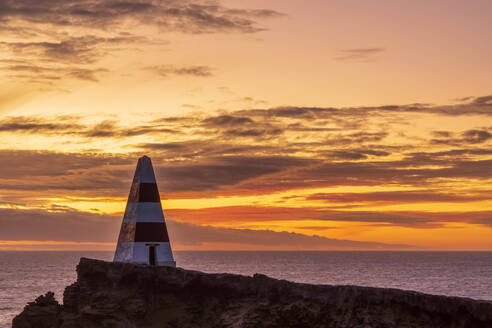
[1,251,492,327]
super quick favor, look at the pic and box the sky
[0,0,491,251]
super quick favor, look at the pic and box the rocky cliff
[13,258,492,328]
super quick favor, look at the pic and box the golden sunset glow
[1,0,491,251]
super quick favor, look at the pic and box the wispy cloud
[0,35,146,64]
[145,65,214,77]
[334,48,385,62]
[0,0,283,88]
[0,64,108,82]
[0,0,284,34]
[431,129,492,145]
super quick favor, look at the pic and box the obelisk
[113,156,175,266]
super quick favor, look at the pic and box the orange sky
[0,0,491,250]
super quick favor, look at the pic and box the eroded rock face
[13,258,492,328]
[12,292,61,328]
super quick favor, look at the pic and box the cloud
[334,48,385,62]
[324,150,390,160]
[2,96,491,140]
[473,95,492,105]
[84,120,119,138]
[431,129,492,145]
[235,96,492,117]
[328,132,388,145]
[462,129,492,144]
[0,94,491,204]
[0,35,145,64]
[454,96,474,102]
[224,127,283,138]
[181,104,202,109]
[139,141,203,152]
[0,150,134,199]
[0,116,178,137]
[140,142,278,160]
[0,64,108,82]
[0,1,283,87]
[145,65,214,77]
[0,207,120,242]
[201,114,283,138]
[0,94,491,198]
[0,0,283,34]
[407,148,492,160]
[0,207,411,249]
[168,206,492,230]
[471,217,492,227]
[0,116,82,133]
[154,155,315,192]
[0,149,316,196]
[202,115,255,127]
[316,211,439,228]
[166,220,411,249]
[308,190,489,204]
[273,158,492,189]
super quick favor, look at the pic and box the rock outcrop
[13,257,492,328]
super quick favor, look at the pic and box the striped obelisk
[113,155,176,267]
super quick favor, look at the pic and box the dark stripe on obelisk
[134,222,170,242]
[117,222,170,242]
[128,183,160,203]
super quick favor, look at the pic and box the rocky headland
[13,257,492,328]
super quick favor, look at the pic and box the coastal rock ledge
[13,258,492,328]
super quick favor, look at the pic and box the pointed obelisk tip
[134,155,156,183]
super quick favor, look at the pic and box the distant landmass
[13,258,492,328]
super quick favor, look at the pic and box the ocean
[1,251,492,327]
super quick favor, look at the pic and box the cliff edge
[13,258,492,328]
